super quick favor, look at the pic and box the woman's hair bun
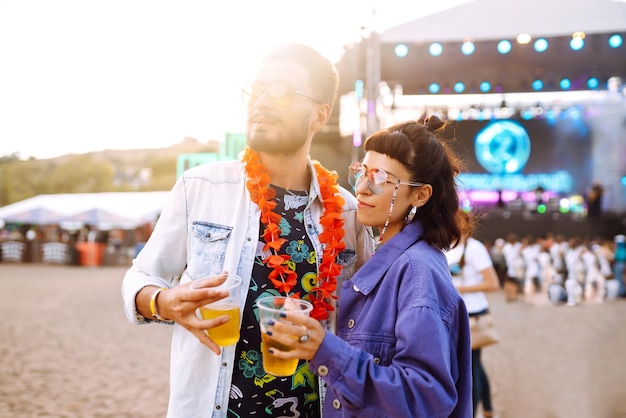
[424,115,444,132]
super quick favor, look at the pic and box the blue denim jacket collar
[352,221,425,295]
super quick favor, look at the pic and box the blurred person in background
[446,225,500,418]
[502,233,523,302]
[490,238,507,288]
[586,181,604,218]
[520,235,540,303]
[582,241,607,302]
[613,234,626,298]
[549,234,568,284]
[564,237,586,306]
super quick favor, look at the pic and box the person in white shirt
[549,235,567,283]
[502,233,523,302]
[520,235,540,300]
[446,231,500,417]
[583,243,606,302]
[564,237,586,306]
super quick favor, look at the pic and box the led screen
[446,116,592,195]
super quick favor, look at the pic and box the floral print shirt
[229,186,320,418]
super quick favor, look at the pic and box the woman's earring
[405,205,418,224]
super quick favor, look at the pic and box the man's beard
[246,119,310,156]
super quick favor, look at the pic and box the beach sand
[1,264,625,418]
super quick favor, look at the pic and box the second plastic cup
[196,274,243,346]
[256,296,313,376]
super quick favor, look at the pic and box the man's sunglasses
[242,81,321,107]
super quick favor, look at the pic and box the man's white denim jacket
[122,159,374,418]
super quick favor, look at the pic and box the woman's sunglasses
[348,161,424,195]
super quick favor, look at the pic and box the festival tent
[1,207,66,225]
[62,208,137,229]
[0,192,169,229]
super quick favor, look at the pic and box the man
[121,43,374,417]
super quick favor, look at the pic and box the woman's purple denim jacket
[310,221,473,417]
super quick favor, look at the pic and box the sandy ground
[0,264,625,418]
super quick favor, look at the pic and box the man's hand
[149,272,232,354]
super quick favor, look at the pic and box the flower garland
[243,146,346,320]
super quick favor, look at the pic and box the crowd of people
[0,223,152,265]
[489,232,626,306]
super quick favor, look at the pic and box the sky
[0,0,471,160]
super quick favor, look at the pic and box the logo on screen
[475,120,531,174]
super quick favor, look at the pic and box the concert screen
[445,114,592,200]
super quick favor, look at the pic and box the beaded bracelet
[149,287,171,322]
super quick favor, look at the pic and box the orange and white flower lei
[243,146,345,320]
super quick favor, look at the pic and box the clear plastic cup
[195,274,243,346]
[256,296,313,376]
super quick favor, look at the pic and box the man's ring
[299,329,310,343]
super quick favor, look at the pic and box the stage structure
[334,1,626,215]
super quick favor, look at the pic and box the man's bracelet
[149,287,172,322]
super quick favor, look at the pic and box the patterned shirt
[228,186,321,418]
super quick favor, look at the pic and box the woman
[265,116,473,417]
[446,230,500,417]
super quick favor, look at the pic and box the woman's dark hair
[262,43,339,111]
[363,115,472,250]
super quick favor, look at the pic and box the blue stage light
[355,80,364,100]
[454,82,465,93]
[497,40,512,54]
[560,78,571,90]
[394,44,409,58]
[534,38,549,52]
[479,82,491,93]
[429,43,443,56]
[521,109,533,120]
[587,77,599,89]
[564,106,581,120]
[532,80,544,91]
[461,41,475,55]
[570,38,584,51]
[609,34,623,48]
[429,83,440,94]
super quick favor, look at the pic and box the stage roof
[381,0,626,43]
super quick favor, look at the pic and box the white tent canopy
[0,192,169,229]
[381,0,626,43]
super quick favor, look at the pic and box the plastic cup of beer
[256,296,313,376]
[196,274,243,347]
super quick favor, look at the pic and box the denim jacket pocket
[337,249,357,267]
[362,338,396,366]
[187,222,233,280]
[342,332,396,366]
[335,249,357,301]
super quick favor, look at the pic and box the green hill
[0,137,220,207]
